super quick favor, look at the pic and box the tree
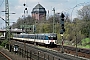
[78,5,90,37]
[78,5,90,20]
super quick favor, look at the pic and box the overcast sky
[0,0,90,28]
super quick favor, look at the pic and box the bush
[81,38,90,48]
[1,40,8,47]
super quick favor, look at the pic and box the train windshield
[47,33,57,40]
[48,36,57,40]
[45,36,49,40]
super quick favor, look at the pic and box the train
[13,33,57,46]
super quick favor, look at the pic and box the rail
[10,40,86,60]
[0,51,12,60]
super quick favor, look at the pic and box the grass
[77,38,90,49]
[63,38,90,49]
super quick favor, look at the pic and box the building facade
[31,4,46,20]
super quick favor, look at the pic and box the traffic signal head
[60,29,63,34]
[60,13,65,34]
[61,13,65,18]
[60,28,65,34]
[61,24,64,29]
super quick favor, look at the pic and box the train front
[45,33,57,46]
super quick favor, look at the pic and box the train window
[39,37,40,39]
[48,36,57,40]
[43,36,45,40]
[38,36,41,39]
[24,35,27,38]
[41,37,43,39]
[53,37,57,40]
[32,37,34,39]
[48,37,53,40]
[30,37,32,39]
[45,36,49,40]
[41,36,43,39]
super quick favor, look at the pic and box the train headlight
[48,40,49,43]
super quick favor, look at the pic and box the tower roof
[31,3,46,13]
[34,3,44,9]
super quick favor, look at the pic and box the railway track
[1,37,89,60]
[10,39,88,60]
[0,51,12,60]
[50,45,90,59]
[12,38,90,59]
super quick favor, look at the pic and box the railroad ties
[10,40,87,60]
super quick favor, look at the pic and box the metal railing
[11,47,61,60]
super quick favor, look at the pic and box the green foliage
[11,5,90,48]
[12,15,35,28]
[77,5,90,37]
[1,40,8,46]
[36,23,53,33]
[57,33,62,44]
[82,38,90,45]
[81,38,90,48]
[80,20,90,37]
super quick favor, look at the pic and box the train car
[13,33,57,46]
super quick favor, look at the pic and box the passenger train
[13,33,57,46]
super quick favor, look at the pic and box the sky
[0,0,90,29]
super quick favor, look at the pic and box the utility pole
[23,3,28,33]
[74,21,78,56]
[52,8,55,33]
[23,3,28,51]
[5,0,10,51]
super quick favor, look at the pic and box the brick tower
[31,3,46,20]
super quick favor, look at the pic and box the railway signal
[60,13,65,34]
[60,13,65,53]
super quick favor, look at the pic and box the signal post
[60,13,65,53]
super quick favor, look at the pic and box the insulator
[23,3,26,6]
[25,8,27,10]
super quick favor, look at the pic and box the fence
[11,47,61,60]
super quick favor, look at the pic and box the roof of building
[31,3,46,13]
[34,3,44,9]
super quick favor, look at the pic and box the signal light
[60,13,65,34]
